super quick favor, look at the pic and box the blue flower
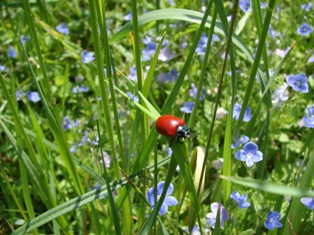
[81,50,95,63]
[168,0,175,6]
[15,90,24,101]
[62,116,80,130]
[79,131,91,146]
[264,211,283,230]
[239,0,251,13]
[62,116,72,130]
[231,135,249,149]
[232,103,252,122]
[195,33,219,55]
[73,85,89,93]
[286,74,309,93]
[206,202,229,228]
[303,105,314,128]
[28,91,41,103]
[297,22,313,36]
[308,53,314,63]
[167,147,172,157]
[146,181,178,215]
[230,191,251,208]
[0,65,7,73]
[272,83,289,107]
[268,25,281,38]
[142,42,157,61]
[8,45,17,58]
[235,142,263,168]
[20,35,30,44]
[189,83,205,100]
[56,23,69,35]
[126,91,139,102]
[70,143,77,153]
[75,75,84,83]
[301,3,312,11]
[301,197,314,209]
[158,47,174,62]
[124,10,132,21]
[158,69,178,83]
[102,151,111,168]
[180,102,194,114]
[128,66,137,82]
[275,47,290,58]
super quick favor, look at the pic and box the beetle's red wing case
[155,115,185,137]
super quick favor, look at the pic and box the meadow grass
[1,0,314,234]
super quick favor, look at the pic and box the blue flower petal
[158,203,168,215]
[235,150,247,161]
[243,142,258,152]
[245,158,254,168]
[164,196,178,206]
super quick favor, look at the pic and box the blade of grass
[88,1,121,234]
[11,159,170,234]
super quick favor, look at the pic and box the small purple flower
[62,116,80,130]
[28,91,41,103]
[180,102,194,114]
[303,105,314,128]
[56,22,69,35]
[239,0,251,13]
[62,116,72,130]
[275,47,290,58]
[268,25,281,38]
[235,142,263,168]
[297,23,313,37]
[81,50,95,63]
[128,66,137,82]
[168,0,175,6]
[195,33,208,55]
[158,47,175,62]
[264,211,283,230]
[70,143,77,153]
[126,91,139,102]
[286,74,309,93]
[0,65,6,73]
[142,36,153,44]
[15,90,24,101]
[79,131,91,146]
[272,83,289,107]
[232,103,252,122]
[189,83,205,100]
[146,181,178,215]
[73,85,89,93]
[8,45,17,58]
[158,69,178,83]
[20,35,30,44]
[124,10,132,21]
[308,53,314,63]
[230,191,251,208]
[102,151,111,168]
[206,202,229,228]
[301,3,312,11]
[167,147,172,157]
[231,135,249,149]
[301,197,314,209]
[141,36,158,61]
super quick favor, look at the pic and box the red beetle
[155,115,194,145]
